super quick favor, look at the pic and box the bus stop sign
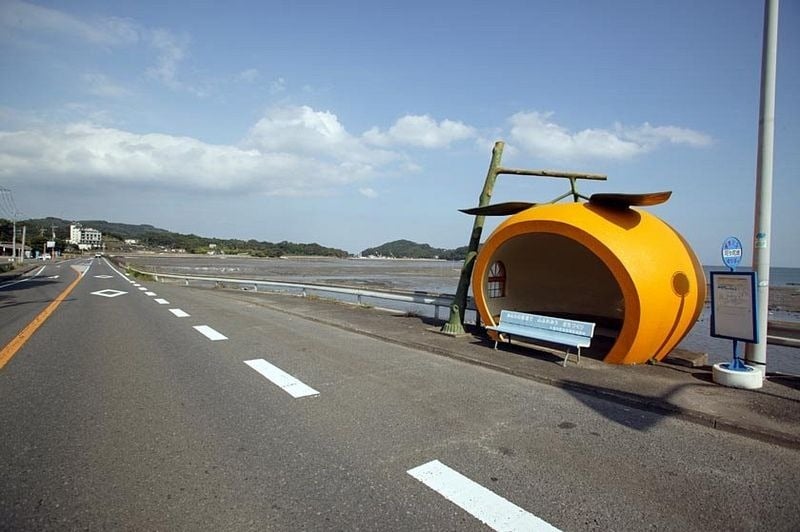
[721,236,743,271]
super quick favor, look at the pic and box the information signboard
[710,271,758,343]
[46,240,55,249]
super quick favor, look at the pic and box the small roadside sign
[712,236,757,372]
[721,236,743,271]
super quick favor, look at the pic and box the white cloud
[244,105,397,168]
[509,112,640,160]
[269,77,287,95]
[0,0,139,46]
[618,122,712,149]
[82,73,132,98]
[1,2,206,97]
[359,187,378,198]
[0,106,403,196]
[364,115,476,148]
[146,28,200,94]
[238,68,259,83]
[508,111,711,162]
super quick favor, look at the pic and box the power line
[0,187,20,221]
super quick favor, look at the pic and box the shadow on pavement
[766,374,800,391]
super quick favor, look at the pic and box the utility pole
[745,0,779,377]
[0,187,19,265]
[11,217,16,264]
[20,225,26,263]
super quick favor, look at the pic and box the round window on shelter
[488,261,506,298]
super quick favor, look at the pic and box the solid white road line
[103,259,137,284]
[244,359,320,398]
[169,308,190,317]
[407,460,560,532]
[154,298,170,305]
[193,325,227,341]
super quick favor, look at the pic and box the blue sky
[1,0,798,266]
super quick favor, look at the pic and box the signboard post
[711,237,762,389]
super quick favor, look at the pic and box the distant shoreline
[89,253,800,313]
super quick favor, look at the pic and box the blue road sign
[721,236,743,271]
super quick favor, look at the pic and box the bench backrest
[498,310,595,338]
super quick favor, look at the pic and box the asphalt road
[0,261,78,349]
[1,258,799,531]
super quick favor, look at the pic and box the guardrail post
[254,284,258,292]
[302,288,307,298]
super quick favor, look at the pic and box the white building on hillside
[69,223,102,250]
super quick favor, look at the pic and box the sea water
[704,265,800,286]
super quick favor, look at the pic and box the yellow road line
[0,270,83,370]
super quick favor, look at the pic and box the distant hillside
[361,239,468,260]
[14,218,172,241]
[2,217,348,258]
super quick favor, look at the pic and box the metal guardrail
[126,265,476,323]
[123,263,798,348]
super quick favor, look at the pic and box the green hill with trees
[2,218,469,260]
[0,217,348,258]
[361,239,468,260]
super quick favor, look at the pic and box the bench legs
[493,334,510,350]
[562,346,582,367]
[496,334,581,368]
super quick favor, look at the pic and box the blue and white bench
[486,310,596,367]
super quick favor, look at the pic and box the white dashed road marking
[193,325,227,341]
[169,308,190,317]
[154,298,169,305]
[407,460,560,532]
[145,291,157,296]
[244,359,320,398]
[91,289,128,298]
